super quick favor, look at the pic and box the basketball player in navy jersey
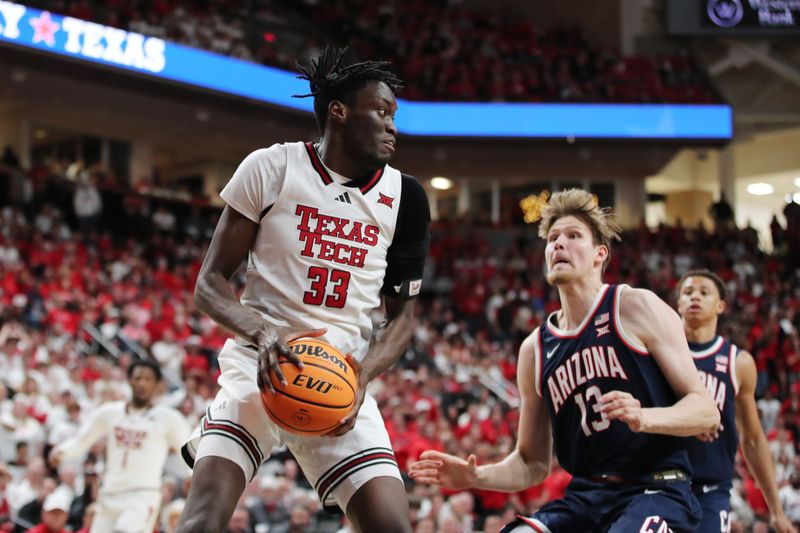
[176,47,429,533]
[410,189,719,532]
[678,270,794,533]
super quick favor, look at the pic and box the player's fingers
[275,340,303,369]
[410,474,441,485]
[411,460,444,470]
[257,345,275,393]
[419,450,452,462]
[267,347,287,387]
[600,390,631,403]
[409,469,441,479]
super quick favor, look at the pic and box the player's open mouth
[382,140,395,152]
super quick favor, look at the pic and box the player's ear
[595,244,608,265]
[328,100,347,126]
[716,299,726,315]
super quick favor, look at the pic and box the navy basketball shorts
[692,482,732,533]
[501,476,701,533]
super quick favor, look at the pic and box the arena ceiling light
[746,182,774,196]
[430,177,453,190]
[795,193,800,204]
[794,177,800,188]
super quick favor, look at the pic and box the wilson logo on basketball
[291,343,349,374]
[262,338,356,436]
[291,374,344,395]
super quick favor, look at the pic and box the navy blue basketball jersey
[685,336,739,486]
[536,284,690,478]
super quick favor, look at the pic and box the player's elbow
[193,276,213,314]
[528,461,550,486]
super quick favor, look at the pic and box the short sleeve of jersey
[219,144,288,223]
[381,174,431,299]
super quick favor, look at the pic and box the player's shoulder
[618,285,667,315]
[241,142,293,164]
[520,327,541,356]
[149,404,184,419]
[394,172,430,217]
[98,400,126,416]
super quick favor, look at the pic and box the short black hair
[127,359,162,381]
[294,46,403,134]
[677,269,727,301]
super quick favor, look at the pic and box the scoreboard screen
[667,0,800,37]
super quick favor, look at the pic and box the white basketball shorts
[90,489,161,533]
[182,339,402,512]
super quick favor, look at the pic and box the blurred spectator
[226,505,254,533]
[27,490,71,533]
[72,176,102,234]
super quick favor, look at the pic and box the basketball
[260,338,357,436]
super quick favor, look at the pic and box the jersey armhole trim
[730,344,739,395]
[612,284,649,355]
[533,329,543,398]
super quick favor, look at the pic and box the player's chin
[546,271,573,286]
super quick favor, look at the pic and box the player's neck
[556,279,605,330]
[128,400,152,411]
[316,138,365,179]
[683,319,718,344]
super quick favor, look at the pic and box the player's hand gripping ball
[261,338,357,435]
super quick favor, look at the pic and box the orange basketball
[260,338,357,436]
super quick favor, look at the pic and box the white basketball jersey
[220,142,403,361]
[54,401,189,495]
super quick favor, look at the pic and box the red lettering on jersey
[295,205,318,231]
[345,221,364,243]
[294,205,381,268]
[114,426,148,449]
[298,231,321,257]
[349,247,367,268]
[362,225,379,246]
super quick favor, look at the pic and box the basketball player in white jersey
[49,360,190,533]
[176,47,430,533]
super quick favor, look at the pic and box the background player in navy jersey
[176,47,430,533]
[410,189,719,532]
[678,270,794,533]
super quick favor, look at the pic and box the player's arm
[409,330,552,491]
[602,288,719,436]
[49,404,112,466]
[196,207,324,391]
[166,409,192,452]
[735,350,795,533]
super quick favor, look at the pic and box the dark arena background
[1,0,800,531]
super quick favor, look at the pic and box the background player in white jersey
[410,189,719,532]
[48,360,190,533]
[678,270,794,533]
[176,47,430,533]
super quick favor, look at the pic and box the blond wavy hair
[538,188,622,272]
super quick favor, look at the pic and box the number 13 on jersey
[575,385,610,436]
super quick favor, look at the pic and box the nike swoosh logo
[546,345,559,359]
[644,489,662,495]
[703,484,718,493]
